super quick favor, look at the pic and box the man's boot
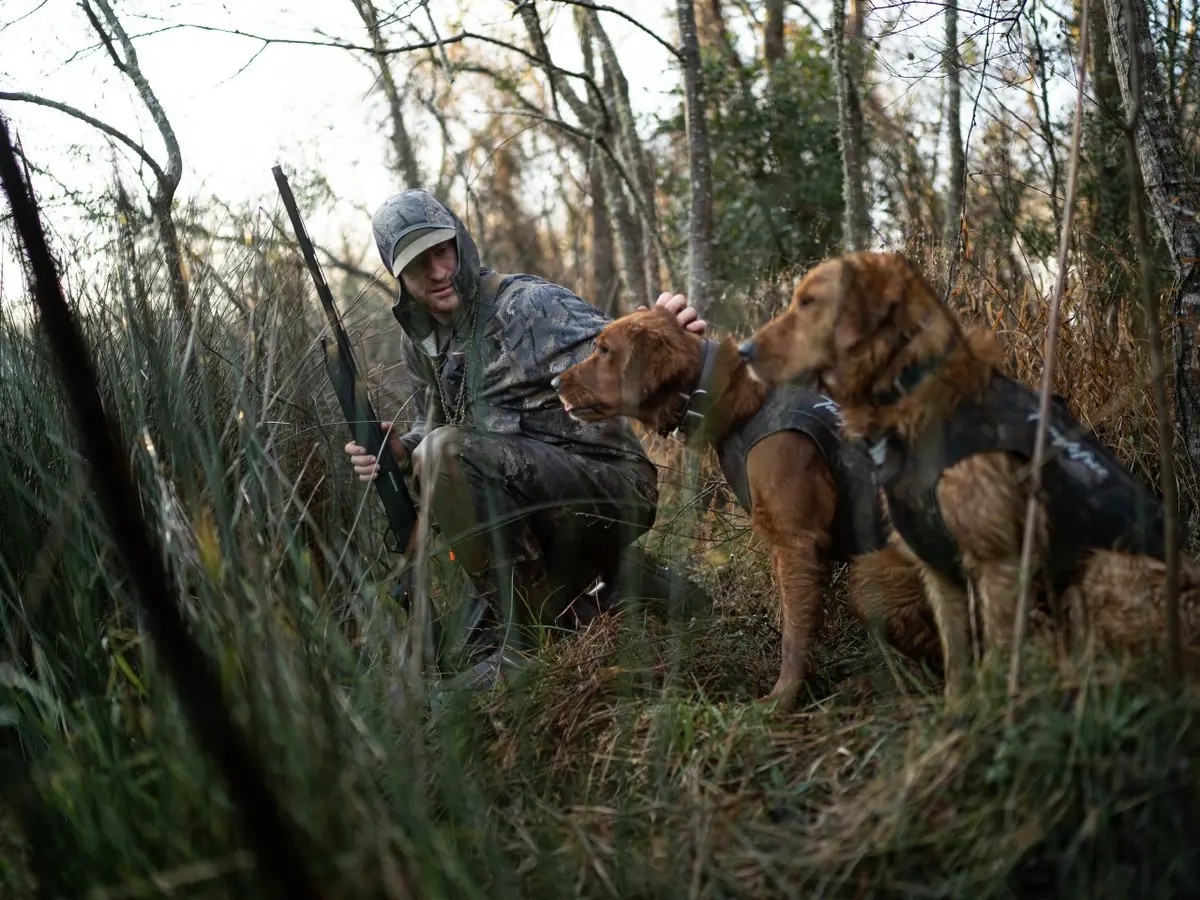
[604,544,713,621]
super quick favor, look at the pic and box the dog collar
[869,330,961,407]
[665,338,721,441]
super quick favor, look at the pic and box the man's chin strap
[659,339,721,441]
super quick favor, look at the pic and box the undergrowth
[1,226,1197,899]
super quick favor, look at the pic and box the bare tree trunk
[676,0,716,315]
[517,1,594,125]
[597,157,648,308]
[590,156,619,317]
[1120,0,1184,688]
[943,0,965,260]
[833,0,872,251]
[1029,0,1064,227]
[1103,0,1200,489]
[1084,0,1136,335]
[113,173,151,317]
[351,0,421,187]
[575,12,649,307]
[765,0,786,67]
[587,10,664,296]
[696,0,728,50]
[85,0,189,319]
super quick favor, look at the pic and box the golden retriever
[551,306,939,705]
[739,251,1200,695]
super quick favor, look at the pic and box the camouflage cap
[390,225,457,276]
[371,190,459,277]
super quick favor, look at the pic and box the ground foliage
[1,211,1198,900]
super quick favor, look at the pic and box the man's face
[400,239,460,317]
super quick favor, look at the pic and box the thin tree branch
[549,0,682,58]
[0,92,167,183]
[87,0,182,191]
[1008,0,1091,718]
[127,21,606,102]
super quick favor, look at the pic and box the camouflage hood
[371,190,483,343]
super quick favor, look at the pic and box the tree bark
[833,0,872,251]
[590,155,619,316]
[575,11,649,306]
[587,10,664,296]
[943,0,965,260]
[351,0,421,187]
[1083,0,1135,333]
[1029,0,1063,227]
[1103,0,1200,487]
[765,0,786,66]
[113,173,150,317]
[676,0,716,315]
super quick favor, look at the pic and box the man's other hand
[639,291,707,335]
[345,423,406,482]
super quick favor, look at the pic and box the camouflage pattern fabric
[452,429,659,611]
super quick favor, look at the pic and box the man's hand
[639,291,707,335]
[345,423,406,482]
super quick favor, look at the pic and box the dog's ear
[832,254,908,354]
[620,312,694,398]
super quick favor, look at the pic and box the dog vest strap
[672,338,722,442]
[870,331,961,407]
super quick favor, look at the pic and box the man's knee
[411,425,467,484]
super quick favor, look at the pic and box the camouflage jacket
[372,190,650,469]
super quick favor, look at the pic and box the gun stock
[271,164,417,555]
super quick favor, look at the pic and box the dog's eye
[795,293,814,308]
[598,344,610,356]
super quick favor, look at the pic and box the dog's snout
[738,339,757,362]
[550,375,563,391]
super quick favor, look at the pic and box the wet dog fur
[553,306,939,706]
[740,251,1200,696]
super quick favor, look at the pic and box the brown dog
[550,307,939,704]
[739,251,1200,695]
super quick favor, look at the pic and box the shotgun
[271,164,417,557]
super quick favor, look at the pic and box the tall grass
[1,206,1198,899]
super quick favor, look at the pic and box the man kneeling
[346,189,707,679]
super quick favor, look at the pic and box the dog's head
[738,252,951,400]
[551,307,702,426]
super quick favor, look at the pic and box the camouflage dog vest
[875,374,1170,590]
[716,387,888,563]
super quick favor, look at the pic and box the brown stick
[1007,0,1091,718]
